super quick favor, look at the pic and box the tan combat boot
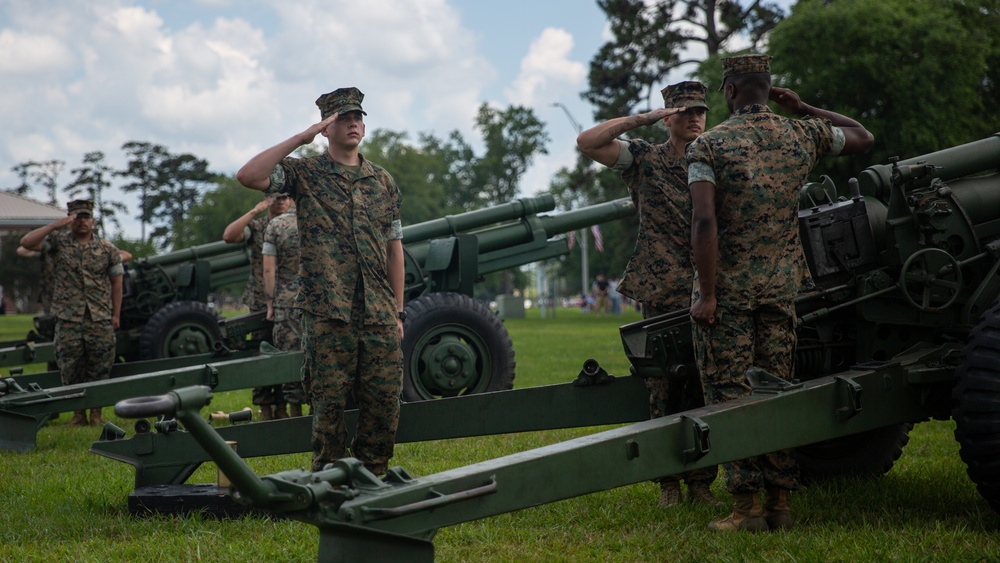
[657,481,681,508]
[687,482,722,506]
[764,487,793,531]
[289,403,303,417]
[258,404,273,421]
[273,403,289,419]
[66,410,87,427]
[89,408,104,427]
[708,492,769,532]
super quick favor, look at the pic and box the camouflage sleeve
[828,127,846,158]
[685,137,716,185]
[107,243,124,277]
[262,242,277,256]
[388,172,403,241]
[264,162,289,194]
[801,116,846,159]
[611,140,634,170]
[688,162,716,185]
[262,220,278,255]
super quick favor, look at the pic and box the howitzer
[107,133,999,561]
[1,196,635,450]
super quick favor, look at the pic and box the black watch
[398,311,407,322]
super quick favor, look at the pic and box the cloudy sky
[0,0,785,239]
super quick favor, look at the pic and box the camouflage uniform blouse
[686,103,845,309]
[241,215,271,311]
[262,212,300,309]
[617,138,693,311]
[44,231,124,322]
[266,152,402,325]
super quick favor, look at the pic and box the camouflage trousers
[55,315,116,387]
[302,303,402,475]
[692,301,799,493]
[253,307,307,406]
[643,303,718,487]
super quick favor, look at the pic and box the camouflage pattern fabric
[267,151,403,473]
[44,230,122,385]
[301,297,402,474]
[55,317,116,386]
[266,152,402,325]
[685,104,839,309]
[686,103,841,494]
[643,304,718,488]
[617,138,694,311]
[241,215,272,312]
[44,230,123,322]
[692,302,799,492]
[262,212,306,406]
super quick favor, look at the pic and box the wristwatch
[398,311,407,322]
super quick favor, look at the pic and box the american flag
[591,224,604,252]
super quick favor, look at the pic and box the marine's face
[667,107,708,142]
[324,110,366,148]
[269,194,292,214]
[69,212,93,235]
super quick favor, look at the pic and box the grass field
[1,308,998,561]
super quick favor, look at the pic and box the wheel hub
[419,335,477,392]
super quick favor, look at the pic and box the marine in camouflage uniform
[262,211,308,418]
[19,200,124,427]
[576,81,718,507]
[236,86,405,475]
[687,54,872,532]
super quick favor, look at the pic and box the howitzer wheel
[953,300,1000,514]
[795,423,913,481]
[402,292,515,402]
[139,301,223,360]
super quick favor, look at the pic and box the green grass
[1,308,999,562]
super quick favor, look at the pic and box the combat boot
[687,482,722,506]
[289,403,303,417]
[273,404,289,419]
[89,408,105,427]
[657,481,681,508]
[708,492,769,532]
[258,404,273,421]
[66,410,87,427]
[764,487,793,531]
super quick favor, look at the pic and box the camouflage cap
[660,81,710,110]
[67,199,94,216]
[316,87,367,119]
[720,54,772,89]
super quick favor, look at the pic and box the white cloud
[506,28,586,107]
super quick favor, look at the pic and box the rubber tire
[953,301,1000,513]
[796,423,913,481]
[402,292,515,402]
[139,301,223,360]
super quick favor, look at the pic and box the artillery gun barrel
[858,132,1000,199]
[141,240,247,268]
[405,197,635,264]
[402,194,556,244]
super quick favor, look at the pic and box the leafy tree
[767,0,1000,179]
[119,141,170,243]
[468,104,550,210]
[170,176,263,249]
[8,160,64,204]
[64,151,126,234]
[139,152,218,251]
[361,129,465,225]
[585,0,785,124]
